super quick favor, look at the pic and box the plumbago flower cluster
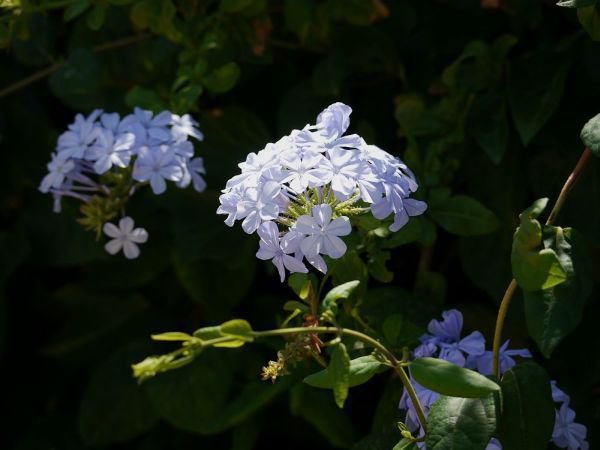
[401,310,589,450]
[217,102,427,281]
[39,108,206,259]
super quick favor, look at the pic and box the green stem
[491,147,593,378]
[251,326,428,433]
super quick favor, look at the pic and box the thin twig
[0,33,151,99]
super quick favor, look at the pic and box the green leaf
[86,5,106,30]
[203,62,240,94]
[304,355,385,389]
[496,363,555,450]
[523,227,593,357]
[509,55,570,145]
[558,0,598,7]
[290,385,357,447]
[79,343,158,446]
[151,332,193,342]
[367,250,393,282]
[145,350,234,434]
[219,0,255,13]
[49,48,102,110]
[321,280,361,315]
[580,112,600,157]
[194,325,246,348]
[125,86,168,113]
[469,93,509,165]
[288,273,315,300]
[393,439,418,450]
[429,195,499,236]
[329,343,351,408]
[511,198,568,291]
[63,0,92,21]
[578,5,600,40]
[410,358,500,398]
[426,393,498,450]
[220,319,254,342]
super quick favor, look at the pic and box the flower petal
[123,241,140,259]
[104,238,123,255]
[103,222,122,238]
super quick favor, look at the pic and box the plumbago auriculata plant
[130,104,599,450]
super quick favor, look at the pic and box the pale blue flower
[121,107,172,145]
[315,102,352,141]
[256,221,308,282]
[39,154,75,193]
[133,145,184,194]
[552,380,570,404]
[471,340,532,376]
[237,181,281,234]
[86,129,135,174]
[486,438,502,450]
[103,216,148,259]
[170,113,204,142]
[552,403,589,450]
[281,151,331,193]
[295,204,351,259]
[56,109,102,160]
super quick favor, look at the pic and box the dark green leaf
[497,363,555,450]
[523,227,593,357]
[329,343,351,408]
[86,5,106,30]
[203,62,240,94]
[429,195,499,236]
[79,343,158,446]
[290,385,357,447]
[49,48,102,110]
[578,5,600,40]
[145,350,234,434]
[220,319,254,341]
[125,86,168,113]
[410,358,500,398]
[220,0,256,13]
[304,355,385,389]
[469,93,509,164]
[426,393,498,450]
[509,55,570,145]
[64,0,92,21]
[511,198,567,291]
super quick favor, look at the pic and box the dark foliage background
[0,1,599,449]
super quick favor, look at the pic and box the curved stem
[252,326,428,433]
[491,148,593,378]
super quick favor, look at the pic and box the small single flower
[486,438,503,450]
[86,129,135,174]
[256,221,308,281]
[121,108,172,145]
[295,204,352,259]
[320,147,364,199]
[438,331,486,367]
[471,340,532,376]
[552,403,589,450]
[133,145,184,194]
[39,154,75,193]
[56,110,102,160]
[281,151,331,193]
[315,102,352,141]
[237,181,281,234]
[170,113,204,141]
[103,216,148,259]
[551,380,570,405]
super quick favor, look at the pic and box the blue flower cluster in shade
[400,309,589,450]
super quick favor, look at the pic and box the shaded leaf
[410,358,500,398]
[304,355,385,389]
[497,363,554,450]
[429,195,499,236]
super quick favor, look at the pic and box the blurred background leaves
[0,0,599,449]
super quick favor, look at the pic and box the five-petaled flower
[103,216,148,259]
[295,204,352,259]
[256,221,308,282]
